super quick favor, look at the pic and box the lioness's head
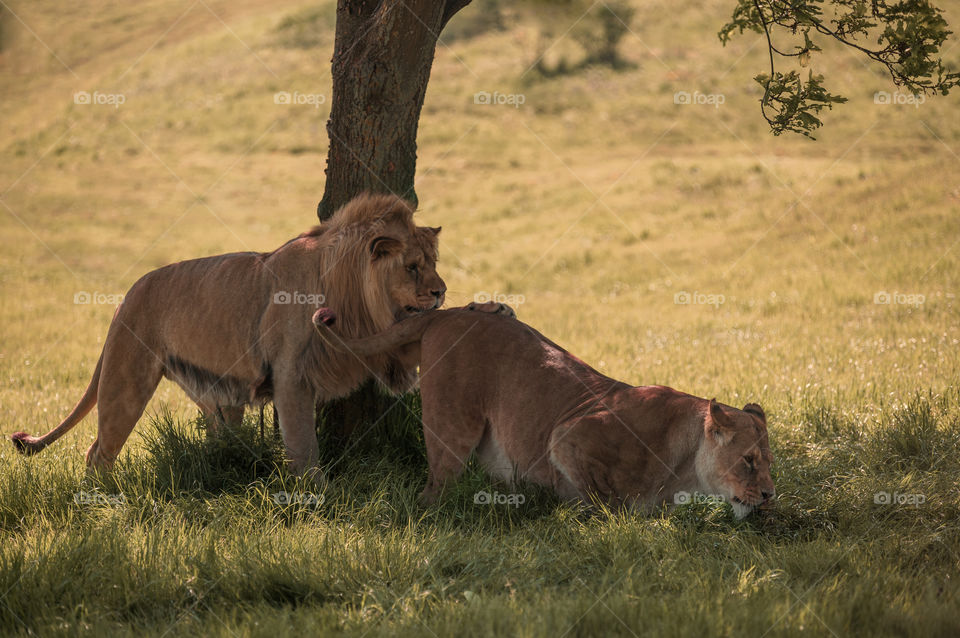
[696,400,775,518]
[321,194,446,332]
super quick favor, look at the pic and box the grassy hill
[1,0,959,635]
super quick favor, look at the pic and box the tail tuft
[312,307,337,327]
[11,432,44,455]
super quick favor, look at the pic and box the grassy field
[2,0,960,635]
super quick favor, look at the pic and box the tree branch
[440,0,472,31]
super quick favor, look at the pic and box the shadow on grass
[115,393,808,534]
[109,396,565,530]
[82,389,960,540]
[135,408,286,495]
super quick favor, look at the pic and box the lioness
[312,307,775,517]
[11,193,447,480]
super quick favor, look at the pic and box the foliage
[720,0,960,137]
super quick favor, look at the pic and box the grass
[1,0,959,635]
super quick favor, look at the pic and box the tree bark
[317,0,471,442]
[317,0,471,219]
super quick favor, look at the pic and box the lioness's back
[418,311,615,420]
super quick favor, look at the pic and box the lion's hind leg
[85,330,164,472]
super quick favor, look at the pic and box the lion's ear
[742,403,766,423]
[706,398,735,444]
[427,226,441,237]
[370,235,404,260]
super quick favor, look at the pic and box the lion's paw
[465,301,517,318]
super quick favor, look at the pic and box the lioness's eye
[745,456,756,472]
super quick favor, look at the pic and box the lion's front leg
[273,379,322,483]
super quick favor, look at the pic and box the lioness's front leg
[273,379,322,483]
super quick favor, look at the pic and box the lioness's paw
[418,488,440,507]
[465,301,517,318]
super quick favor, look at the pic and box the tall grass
[1,392,958,636]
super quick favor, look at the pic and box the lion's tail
[11,352,102,455]
[312,308,436,356]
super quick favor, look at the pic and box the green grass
[2,399,959,636]
[1,0,959,635]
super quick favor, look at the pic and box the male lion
[10,193,446,480]
[312,306,775,517]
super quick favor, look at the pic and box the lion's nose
[431,287,445,301]
[761,490,775,501]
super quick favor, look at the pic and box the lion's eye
[407,264,419,274]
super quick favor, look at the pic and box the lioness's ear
[742,403,766,423]
[370,235,404,260]
[706,399,734,444]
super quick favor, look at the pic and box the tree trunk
[317,0,471,218]
[317,0,471,442]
